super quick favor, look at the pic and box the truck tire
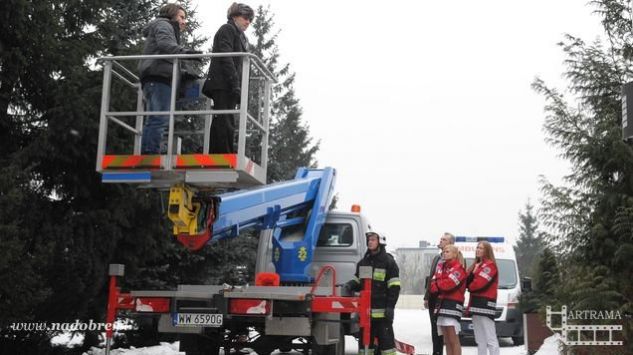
[179,334,220,355]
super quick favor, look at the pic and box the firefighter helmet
[366,231,387,246]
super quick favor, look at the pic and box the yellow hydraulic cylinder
[167,184,201,236]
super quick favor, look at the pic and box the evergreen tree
[534,0,633,348]
[0,0,211,352]
[0,2,322,352]
[532,248,560,304]
[514,200,547,277]
[249,5,319,183]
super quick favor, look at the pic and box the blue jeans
[141,82,172,154]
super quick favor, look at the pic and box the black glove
[184,49,203,62]
[385,307,394,322]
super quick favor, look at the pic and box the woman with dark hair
[430,245,467,355]
[138,3,200,154]
[205,2,255,153]
[466,241,500,355]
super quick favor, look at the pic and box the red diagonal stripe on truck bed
[175,154,237,168]
[102,155,161,169]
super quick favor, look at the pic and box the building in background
[394,241,438,295]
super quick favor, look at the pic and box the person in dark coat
[138,3,200,154]
[423,232,455,355]
[206,3,254,153]
[346,232,401,355]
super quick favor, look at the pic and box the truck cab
[256,210,371,285]
[455,236,524,345]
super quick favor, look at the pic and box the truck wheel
[512,336,524,346]
[311,342,335,355]
[179,334,220,355]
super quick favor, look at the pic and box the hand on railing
[184,49,203,62]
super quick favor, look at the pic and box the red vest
[430,259,467,320]
[467,259,498,319]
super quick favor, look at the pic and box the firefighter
[429,244,466,355]
[466,241,499,355]
[345,232,400,355]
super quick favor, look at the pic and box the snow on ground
[85,342,181,355]
[85,309,553,355]
[52,332,85,348]
[386,309,524,355]
[533,334,561,355]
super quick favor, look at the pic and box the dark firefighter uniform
[346,233,400,355]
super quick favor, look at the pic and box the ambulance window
[497,260,518,289]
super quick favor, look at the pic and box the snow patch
[83,341,183,355]
[534,334,562,355]
[81,309,530,355]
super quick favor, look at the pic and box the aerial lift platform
[95,52,275,189]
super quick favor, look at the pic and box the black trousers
[429,298,443,355]
[209,90,238,154]
[359,319,396,354]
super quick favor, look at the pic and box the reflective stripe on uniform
[381,348,397,355]
[371,308,385,318]
[387,277,400,287]
[479,271,492,281]
[449,272,460,284]
[358,348,374,355]
[438,309,462,317]
[470,306,496,315]
[373,268,386,281]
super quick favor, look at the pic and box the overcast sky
[194,1,605,249]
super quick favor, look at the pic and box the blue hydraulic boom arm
[174,167,336,283]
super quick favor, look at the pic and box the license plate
[174,313,223,327]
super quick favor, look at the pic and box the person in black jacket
[346,232,400,355]
[423,232,455,355]
[205,2,254,153]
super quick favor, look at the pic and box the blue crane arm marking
[205,168,337,282]
[272,167,336,282]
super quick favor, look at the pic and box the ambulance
[455,236,524,345]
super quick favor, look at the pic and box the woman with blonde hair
[466,241,500,355]
[429,244,467,355]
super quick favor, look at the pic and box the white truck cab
[455,236,524,345]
